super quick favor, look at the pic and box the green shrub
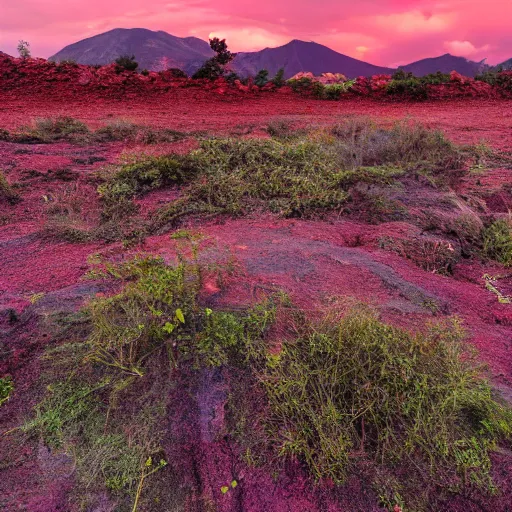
[115,54,138,72]
[98,154,196,207]
[254,69,269,87]
[286,77,314,94]
[257,308,512,501]
[22,253,273,508]
[483,219,512,266]
[151,121,465,229]
[153,138,350,227]
[18,116,90,143]
[387,78,428,100]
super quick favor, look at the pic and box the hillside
[48,28,214,74]
[496,58,512,70]
[231,39,394,79]
[399,53,487,77]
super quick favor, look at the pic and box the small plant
[115,54,139,73]
[483,218,512,266]
[17,40,31,59]
[0,376,14,406]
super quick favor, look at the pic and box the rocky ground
[0,90,511,511]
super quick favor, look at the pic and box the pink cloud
[0,0,510,65]
[444,40,491,58]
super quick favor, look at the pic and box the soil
[0,91,511,511]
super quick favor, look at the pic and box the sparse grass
[0,376,14,407]
[19,248,512,510]
[483,218,512,266]
[94,120,187,144]
[150,120,465,230]
[41,183,97,243]
[328,118,463,173]
[8,116,91,143]
[247,307,512,509]
[98,154,196,208]
[0,170,20,204]
[379,236,458,274]
[21,252,273,509]
[2,117,189,145]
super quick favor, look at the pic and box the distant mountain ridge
[49,28,494,78]
[495,58,512,70]
[399,53,488,77]
[49,28,214,74]
[231,40,394,79]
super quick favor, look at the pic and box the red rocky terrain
[1,57,512,512]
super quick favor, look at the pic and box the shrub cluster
[249,308,512,508]
[19,250,512,511]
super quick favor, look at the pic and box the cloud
[0,0,510,65]
[208,28,289,51]
[370,10,453,34]
[444,40,490,57]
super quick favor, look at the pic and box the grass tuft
[0,171,20,204]
[252,307,512,506]
[483,218,512,266]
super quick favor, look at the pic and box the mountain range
[49,28,214,75]
[44,28,508,78]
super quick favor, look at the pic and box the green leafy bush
[286,77,314,94]
[115,54,139,72]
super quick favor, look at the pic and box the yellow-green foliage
[257,308,512,497]
[0,171,19,203]
[483,219,512,266]
[0,376,14,406]
[23,254,273,508]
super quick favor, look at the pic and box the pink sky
[1,0,511,66]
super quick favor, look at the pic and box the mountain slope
[495,58,512,70]
[49,28,214,74]
[231,40,394,79]
[399,54,488,77]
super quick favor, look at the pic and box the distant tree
[392,69,414,80]
[254,69,269,87]
[17,40,31,59]
[115,54,138,72]
[209,37,236,65]
[193,38,237,80]
[272,67,285,87]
